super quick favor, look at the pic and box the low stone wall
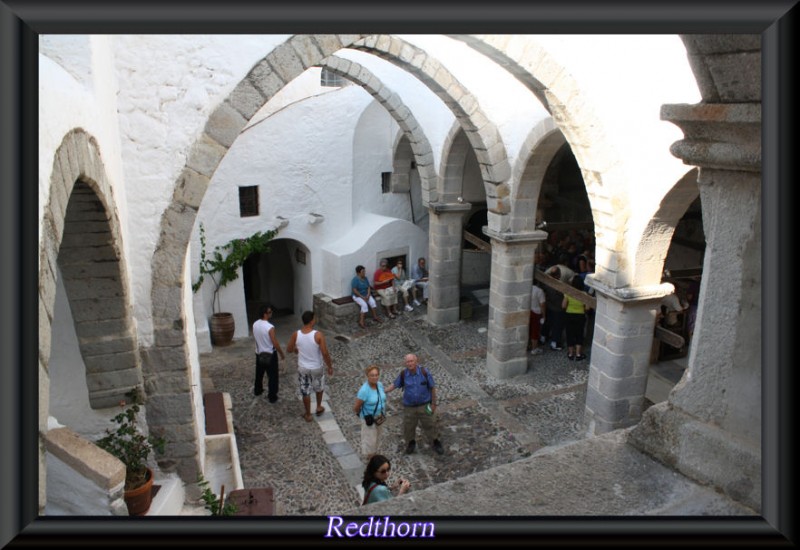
[314,292,382,331]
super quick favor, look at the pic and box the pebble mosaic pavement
[200,304,609,516]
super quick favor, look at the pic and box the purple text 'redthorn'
[325,516,435,538]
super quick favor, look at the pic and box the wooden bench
[203,392,228,436]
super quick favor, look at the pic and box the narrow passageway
[201,306,592,515]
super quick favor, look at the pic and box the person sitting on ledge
[391,259,417,312]
[352,265,382,329]
[373,259,399,319]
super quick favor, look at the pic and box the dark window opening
[381,172,392,194]
[386,254,407,272]
[239,186,259,217]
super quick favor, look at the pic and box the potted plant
[192,223,279,346]
[96,390,166,516]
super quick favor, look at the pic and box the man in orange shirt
[373,259,400,319]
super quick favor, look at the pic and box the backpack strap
[362,482,380,506]
[400,366,429,389]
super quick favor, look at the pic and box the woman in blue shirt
[361,455,410,505]
[351,265,382,329]
[353,365,387,459]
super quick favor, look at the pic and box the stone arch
[632,169,700,287]
[350,35,511,222]
[511,117,565,234]
[40,129,141,416]
[439,125,472,204]
[149,35,368,481]
[320,54,439,205]
[149,33,527,478]
[453,35,627,284]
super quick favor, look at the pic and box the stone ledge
[348,429,757,516]
[44,427,125,490]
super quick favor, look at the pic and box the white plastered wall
[191,84,374,340]
[112,34,291,347]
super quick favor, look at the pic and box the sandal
[303,413,313,423]
[374,317,383,323]
[358,321,366,329]
[388,314,396,319]
[316,407,325,416]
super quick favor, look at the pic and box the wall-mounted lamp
[275,216,289,230]
[307,212,325,225]
[536,220,548,230]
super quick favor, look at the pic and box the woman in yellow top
[562,275,590,360]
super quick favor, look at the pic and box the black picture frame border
[1,0,795,547]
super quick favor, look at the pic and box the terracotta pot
[210,312,235,346]
[124,467,154,516]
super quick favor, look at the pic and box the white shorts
[353,295,377,313]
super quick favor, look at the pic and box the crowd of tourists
[532,229,596,361]
[351,257,429,329]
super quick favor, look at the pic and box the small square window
[239,186,259,217]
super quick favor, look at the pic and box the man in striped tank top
[287,311,334,422]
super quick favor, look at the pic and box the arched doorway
[243,238,312,329]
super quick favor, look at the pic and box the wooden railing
[461,233,685,350]
[463,230,492,252]
[533,270,596,309]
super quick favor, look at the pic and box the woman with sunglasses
[361,455,411,505]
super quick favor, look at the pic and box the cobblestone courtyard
[201,305,593,515]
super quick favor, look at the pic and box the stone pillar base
[427,306,460,326]
[627,401,761,512]
[486,355,528,380]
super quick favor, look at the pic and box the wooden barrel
[210,312,235,346]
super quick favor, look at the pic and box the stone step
[146,474,185,516]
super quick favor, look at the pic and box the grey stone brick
[267,42,305,83]
[186,133,227,179]
[204,101,247,149]
[228,79,265,121]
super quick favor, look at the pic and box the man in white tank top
[252,304,285,402]
[286,310,334,422]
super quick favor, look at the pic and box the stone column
[427,202,471,326]
[583,279,674,434]
[484,229,546,379]
[628,168,761,511]
[627,36,762,511]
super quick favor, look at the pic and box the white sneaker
[413,300,421,306]
[405,304,414,312]
[530,348,544,355]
